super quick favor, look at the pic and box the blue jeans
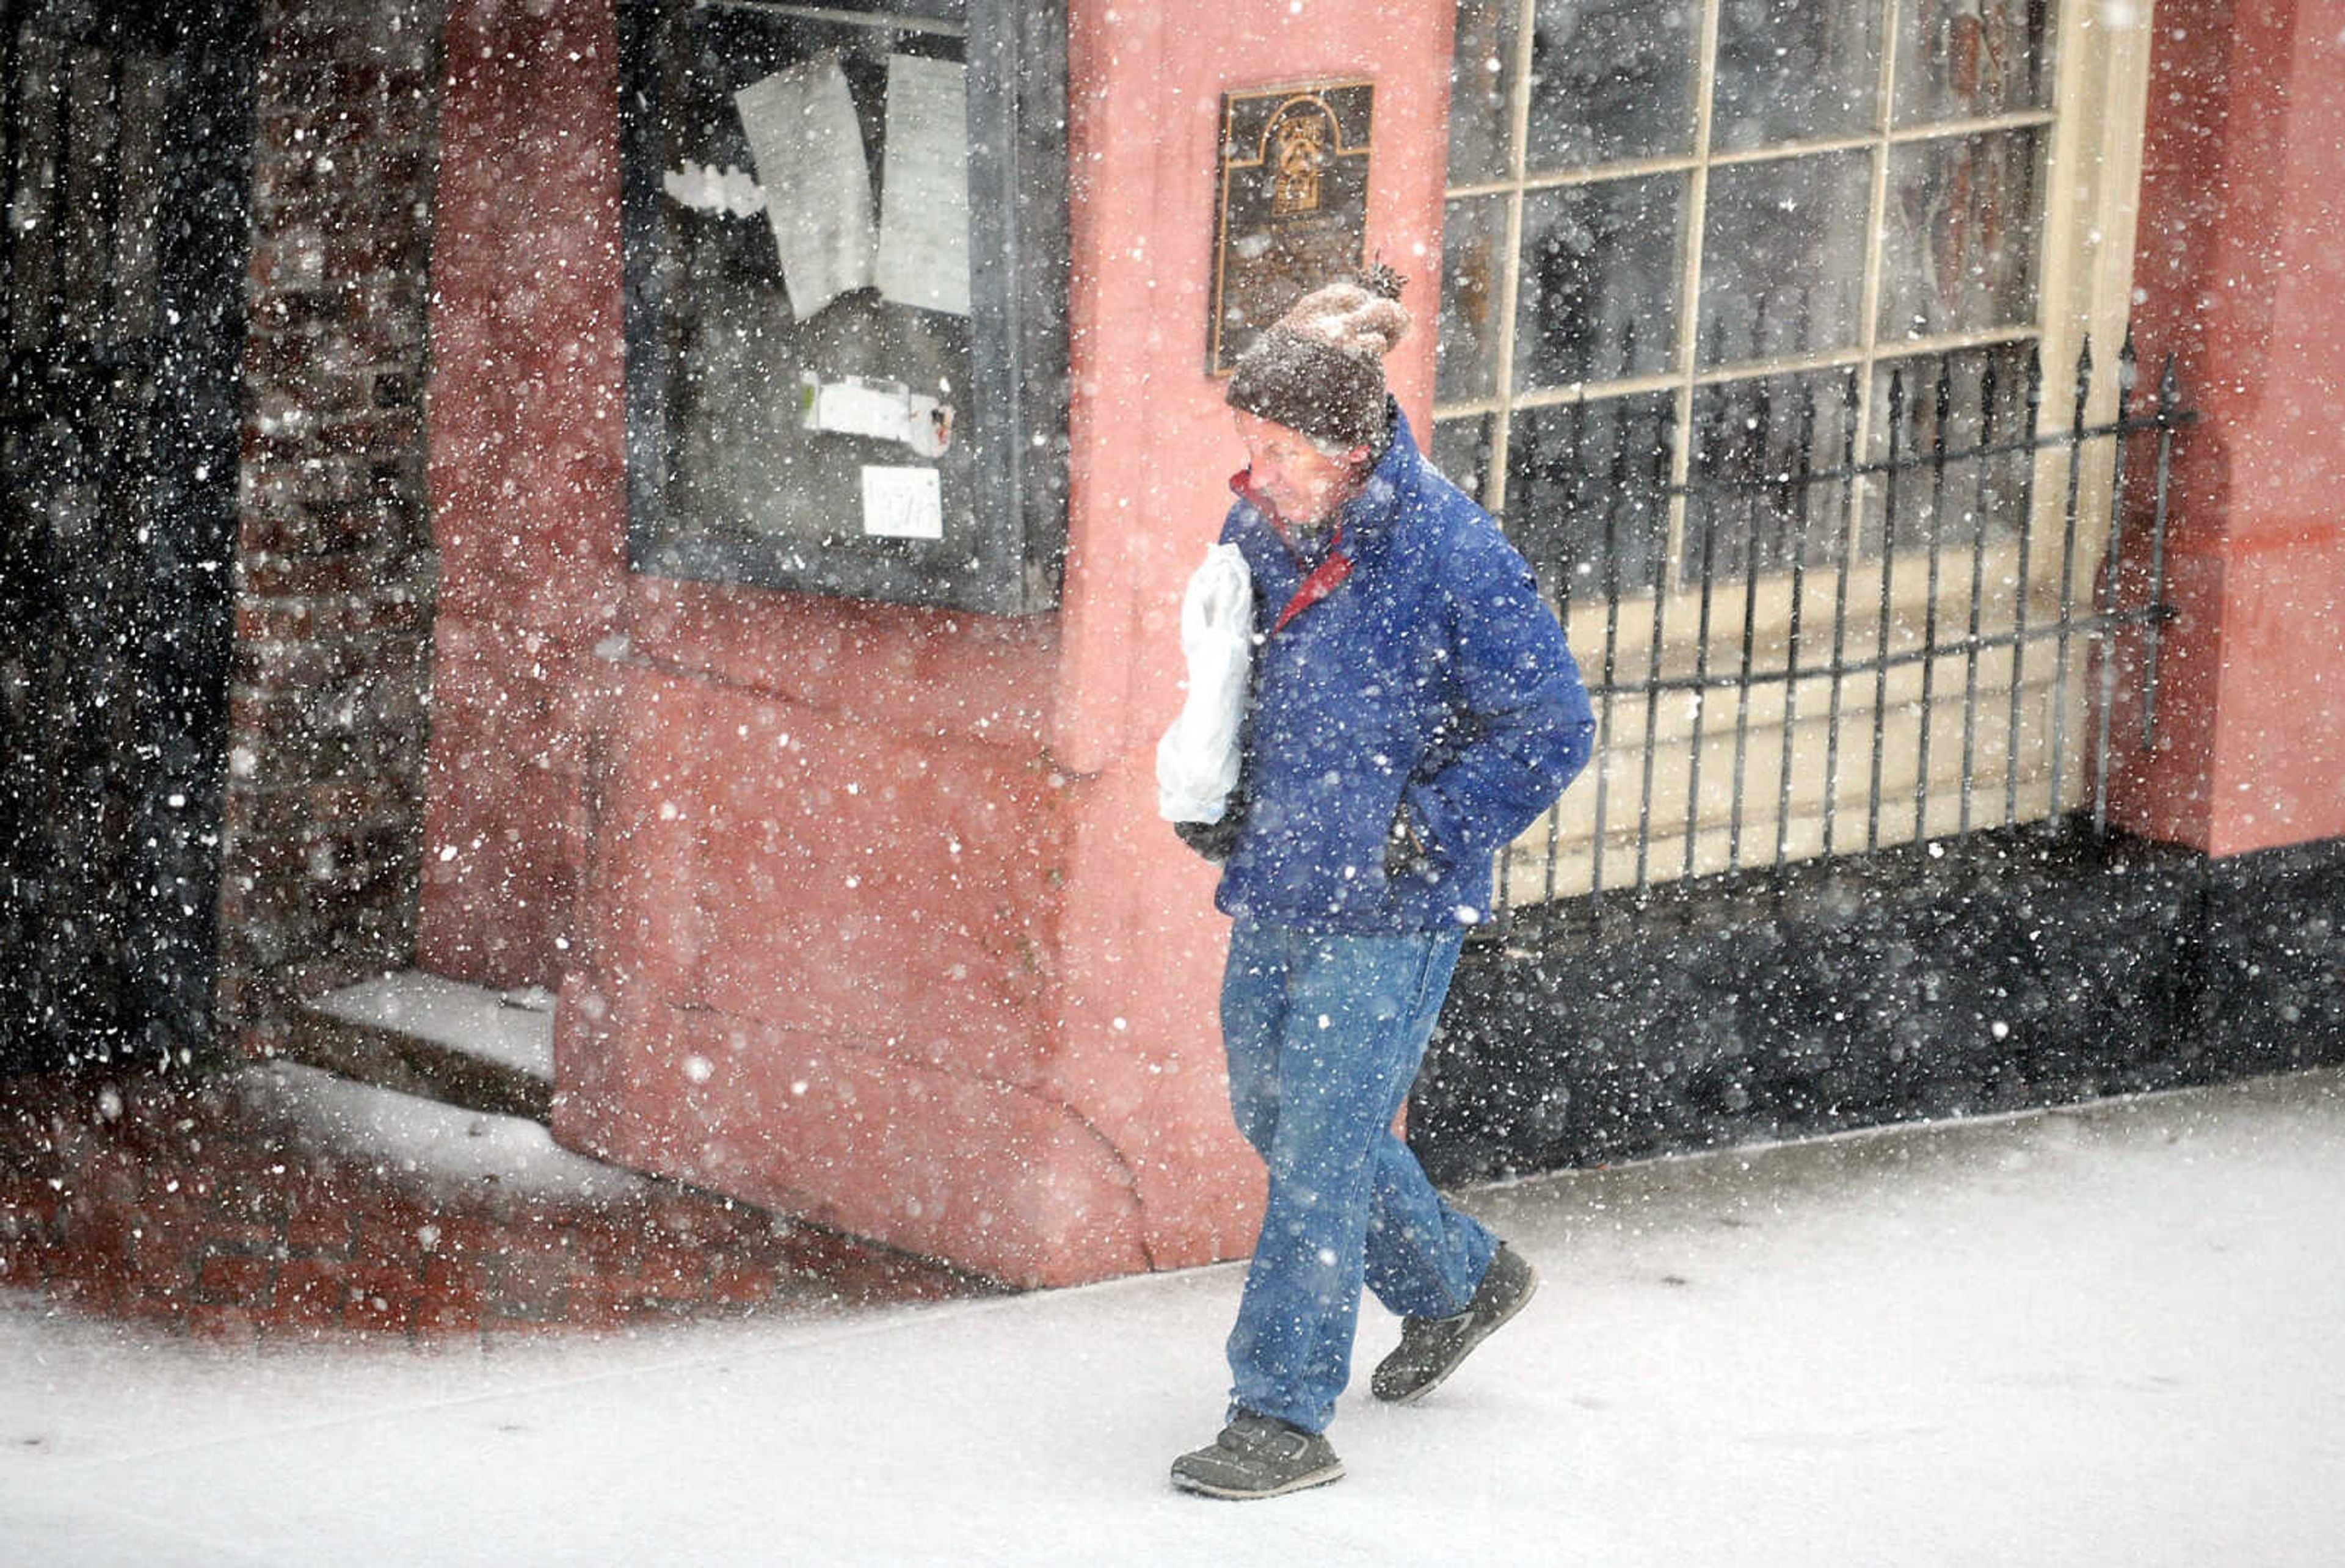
[1218,920,1498,1434]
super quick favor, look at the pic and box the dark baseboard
[273,1007,553,1124]
[1411,822,2345,1185]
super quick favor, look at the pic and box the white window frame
[1435,0,2159,895]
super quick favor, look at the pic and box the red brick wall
[218,0,445,1048]
[413,0,625,992]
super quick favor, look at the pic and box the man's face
[1234,410,1369,526]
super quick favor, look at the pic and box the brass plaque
[1207,80,1374,376]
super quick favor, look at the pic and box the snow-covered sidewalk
[7,1068,2343,1567]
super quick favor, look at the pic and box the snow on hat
[1224,263,1411,452]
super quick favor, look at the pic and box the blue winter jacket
[1213,407,1594,934]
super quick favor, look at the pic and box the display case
[617,0,1068,613]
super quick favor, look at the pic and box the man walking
[1169,269,1594,1500]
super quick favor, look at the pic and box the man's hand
[1384,800,1433,881]
[1176,811,1243,865]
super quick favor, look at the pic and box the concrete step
[285,971,554,1123]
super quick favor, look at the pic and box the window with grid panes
[1437,0,2150,898]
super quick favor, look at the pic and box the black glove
[1174,792,1247,865]
[1384,799,1434,882]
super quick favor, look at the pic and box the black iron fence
[1493,334,2194,916]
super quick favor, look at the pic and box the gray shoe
[1169,1410,1344,1500]
[1370,1243,1538,1404]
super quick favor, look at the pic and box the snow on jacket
[1213,405,1594,934]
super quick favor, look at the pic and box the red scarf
[1272,530,1351,635]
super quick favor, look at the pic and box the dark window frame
[616,0,1070,615]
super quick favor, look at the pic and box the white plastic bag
[1156,544,1255,823]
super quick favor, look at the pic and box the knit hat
[1225,264,1411,453]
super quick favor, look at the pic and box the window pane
[108,57,172,344]
[1877,128,2041,342]
[1684,369,1861,579]
[59,49,115,348]
[9,34,64,351]
[1525,0,1697,172]
[1698,150,1870,368]
[1714,0,1880,151]
[1894,0,2056,125]
[1862,341,2039,557]
[615,0,1072,613]
[1504,391,1676,602]
[1438,194,1508,402]
[1449,0,1519,185]
[1431,412,1498,507]
[1514,174,1684,390]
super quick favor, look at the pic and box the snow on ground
[5,1068,2343,1567]
[308,970,555,1082]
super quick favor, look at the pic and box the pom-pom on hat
[1225,263,1411,453]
